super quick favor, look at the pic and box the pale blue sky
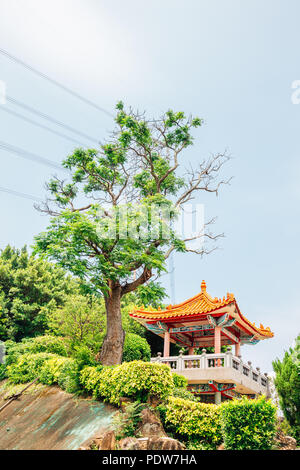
[0,0,299,372]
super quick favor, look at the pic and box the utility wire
[0,47,114,118]
[7,96,100,144]
[0,140,67,171]
[0,185,43,202]
[0,106,88,147]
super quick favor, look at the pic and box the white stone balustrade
[151,351,269,396]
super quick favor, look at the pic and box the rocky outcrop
[274,431,297,450]
[100,431,116,450]
[136,407,167,438]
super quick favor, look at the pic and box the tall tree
[34,103,230,365]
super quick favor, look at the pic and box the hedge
[5,336,68,365]
[164,396,222,446]
[6,352,78,393]
[163,395,277,450]
[80,360,174,405]
[220,396,277,450]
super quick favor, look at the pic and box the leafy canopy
[34,102,229,297]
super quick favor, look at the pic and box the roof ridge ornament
[201,280,207,292]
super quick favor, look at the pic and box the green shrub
[57,359,80,393]
[80,365,105,398]
[5,336,67,365]
[172,373,188,389]
[80,361,174,405]
[220,396,277,450]
[164,396,222,447]
[113,402,145,439]
[122,333,151,362]
[39,355,70,385]
[172,387,198,402]
[7,353,57,383]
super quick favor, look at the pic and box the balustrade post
[225,350,232,368]
[200,349,207,369]
[177,351,183,371]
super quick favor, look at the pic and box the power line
[0,47,114,118]
[7,96,100,144]
[0,140,67,171]
[0,185,43,202]
[0,106,88,147]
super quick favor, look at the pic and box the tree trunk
[98,285,125,365]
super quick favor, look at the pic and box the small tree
[34,103,230,365]
[273,335,300,441]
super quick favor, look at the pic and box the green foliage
[0,363,7,380]
[80,361,174,405]
[7,352,59,383]
[164,396,222,447]
[122,333,151,362]
[186,439,216,450]
[273,336,300,442]
[48,294,105,351]
[57,359,81,393]
[113,402,145,439]
[4,335,68,366]
[0,245,78,341]
[220,396,277,450]
[172,387,198,402]
[6,351,80,394]
[79,365,105,399]
[172,373,188,389]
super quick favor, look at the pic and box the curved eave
[130,299,274,340]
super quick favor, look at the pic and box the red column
[235,341,241,357]
[188,347,194,355]
[214,326,221,366]
[163,331,170,357]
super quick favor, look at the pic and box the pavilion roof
[130,280,274,340]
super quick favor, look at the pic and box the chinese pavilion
[130,281,274,403]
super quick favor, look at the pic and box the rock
[137,408,167,438]
[147,437,185,450]
[100,431,116,450]
[118,437,140,450]
[274,431,297,450]
[89,437,103,449]
[217,443,225,450]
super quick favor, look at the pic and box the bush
[164,397,222,447]
[220,396,277,450]
[7,353,57,383]
[57,359,80,393]
[172,387,198,402]
[172,373,188,389]
[5,336,68,365]
[122,333,151,362]
[39,355,70,385]
[80,361,174,405]
[80,365,106,398]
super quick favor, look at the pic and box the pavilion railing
[151,351,269,390]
